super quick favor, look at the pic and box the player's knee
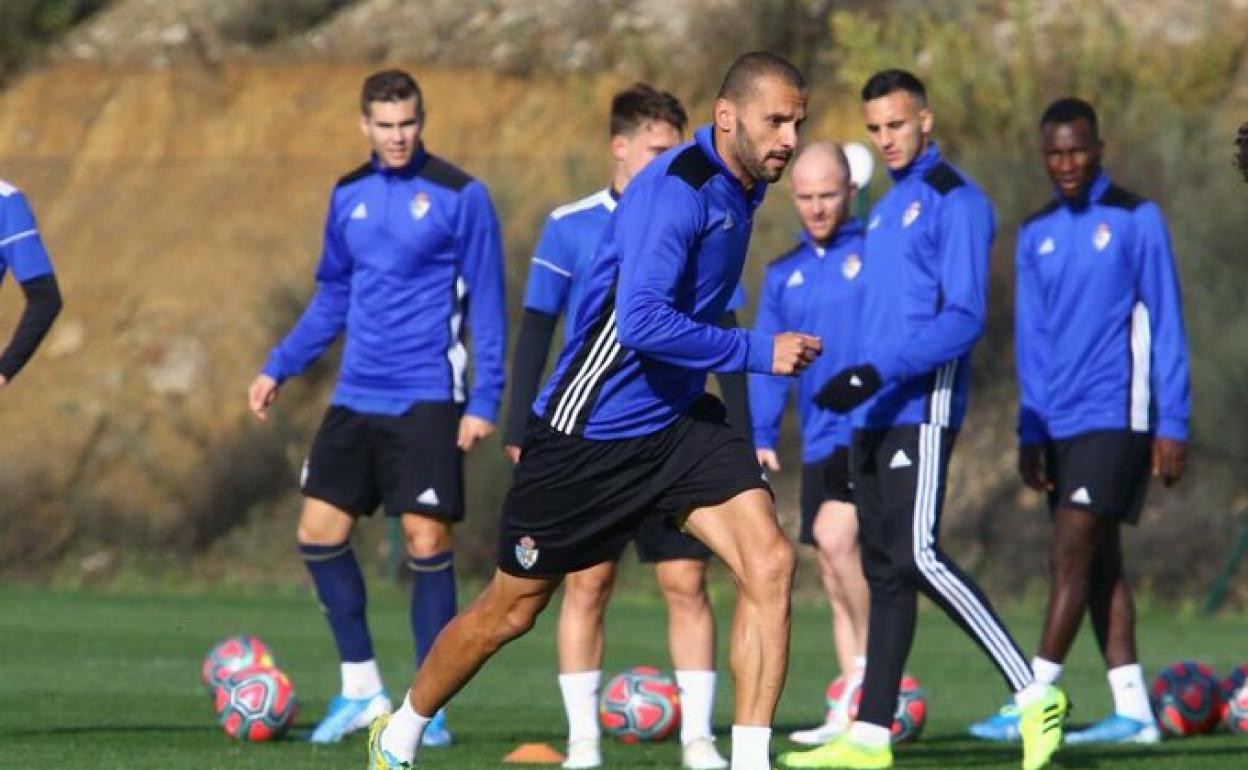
[658,570,707,612]
[742,536,795,597]
[565,568,614,610]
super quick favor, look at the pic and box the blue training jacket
[262,149,507,421]
[523,186,746,341]
[854,142,993,430]
[0,180,55,285]
[751,222,866,462]
[532,125,773,439]
[1015,171,1190,443]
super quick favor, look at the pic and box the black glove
[814,364,882,413]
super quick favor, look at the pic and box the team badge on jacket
[1093,222,1112,251]
[515,535,539,570]
[1037,236,1056,255]
[842,253,862,280]
[902,200,922,227]
[411,191,431,220]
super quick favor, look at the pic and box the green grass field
[1,582,1245,769]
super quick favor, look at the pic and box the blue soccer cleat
[1064,714,1160,745]
[420,708,452,748]
[311,689,393,743]
[968,702,1021,742]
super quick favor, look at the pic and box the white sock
[559,671,602,743]
[342,659,384,699]
[1031,656,1063,687]
[1013,681,1048,707]
[1108,663,1153,723]
[848,720,890,747]
[676,670,717,743]
[729,725,771,770]
[380,690,430,763]
[851,655,867,677]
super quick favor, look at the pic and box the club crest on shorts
[902,200,921,227]
[842,253,862,280]
[1093,222,1112,251]
[411,191,431,221]
[514,535,539,570]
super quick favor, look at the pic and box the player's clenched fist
[772,332,822,375]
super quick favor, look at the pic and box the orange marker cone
[503,742,567,764]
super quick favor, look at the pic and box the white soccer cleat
[681,736,729,770]
[562,737,602,770]
[788,710,850,746]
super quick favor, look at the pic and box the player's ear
[918,107,934,136]
[714,97,735,134]
[610,133,629,164]
[359,113,371,138]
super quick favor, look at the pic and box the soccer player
[503,83,732,770]
[0,180,63,387]
[248,69,506,746]
[367,51,817,770]
[969,98,1189,745]
[780,70,1066,770]
[749,142,869,746]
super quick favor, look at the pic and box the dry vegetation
[1,0,1246,602]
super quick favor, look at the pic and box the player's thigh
[1047,430,1151,525]
[378,401,465,522]
[800,445,853,546]
[473,567,563,633]
[302,405,381,520]
[812,500,859,562]
[683,488,792,584]
[563,560,619,608]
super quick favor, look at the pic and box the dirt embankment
[0,62,864,581]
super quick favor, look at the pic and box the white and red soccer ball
[823,672,926,743]
[202,635,296,741]
[1151,660,1221,737]
[599,665,681,743]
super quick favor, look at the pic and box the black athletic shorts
[1045,429,1151,524]
[497,394,769,577]
[302,402,464,520]
[799,446,854,545]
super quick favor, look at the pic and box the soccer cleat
[367,714,413,770]
[682,736,729,770]
[311,689,393,743]
[779,735,893,769]
[1064,713,1160,744]
[1019,686,1068,770]
[968,702,1021,742]
[562,737,602,769]
[790,710,850,746]
[420,708,452,748]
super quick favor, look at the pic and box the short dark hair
[860,69,927,106]
[1040,97,1099,138]
[716,51,805,102]
[1236,121,1248,183]
[361,69,424,119]
[610,83,688,138]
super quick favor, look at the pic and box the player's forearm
[617,297,772,373]
[261,284,347,382]
[504,309,557,445]
[873,306,983,382]
[0,274,62,380]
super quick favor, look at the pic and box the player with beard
[368,51,815,770]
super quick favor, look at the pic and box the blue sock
[300,541,374,662]
[408,550,457,667]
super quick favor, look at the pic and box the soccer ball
[823,673,925,743]
[891,674,927,743]
[1218,664,1248,728]
[201,635,276,694]
[599,666,681,743]
[1225,683,1248,735]
[1151,660,1221,736]
[213,664,297,741]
